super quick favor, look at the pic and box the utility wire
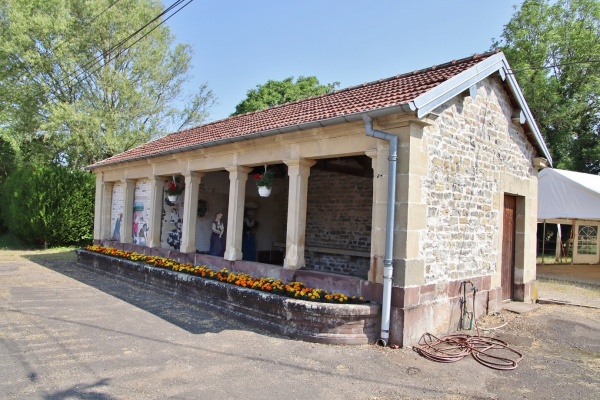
[83,0,194,81]
[70,0,193,86]
[77,0,186,73]
[87,0,126,25]
[508,59,600,74]
[53,0,126,53]
[20,0,129,90]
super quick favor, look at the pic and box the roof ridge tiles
[170,50,500,134]
[215,50,500,122]
[89,49,503,168]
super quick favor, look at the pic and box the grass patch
[0,248,77,263]
[538,278,600,294]
[0,232,78,262]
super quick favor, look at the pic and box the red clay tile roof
[90,50,500,168]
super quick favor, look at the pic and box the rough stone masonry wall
[304,163,373,278]
[422,77,536,284]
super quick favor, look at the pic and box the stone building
[88,50,552,346]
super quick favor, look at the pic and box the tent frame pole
[542,220,546,264]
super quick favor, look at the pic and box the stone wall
[304,162,373,278]
[77,249,381,345]
[422,77,537,284]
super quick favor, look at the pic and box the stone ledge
[76,250,381,345]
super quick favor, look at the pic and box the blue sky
[164,0,521,123]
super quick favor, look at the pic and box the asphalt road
[1,255,599,400]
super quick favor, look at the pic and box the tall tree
[232,76,339,116]
[494,0,600,173]
[0,0,215,169]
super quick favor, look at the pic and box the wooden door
[501,195,516,301]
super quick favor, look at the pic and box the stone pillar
[283,158,316,270]
[101,181,114,241]
[93,174,113,242]
[394,122,428,287]
[121,179,136,244]
[147,176,165,248]
[180,171,204,253]
[366,148,388,283]
[224,166,252,261]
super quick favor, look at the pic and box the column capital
[365,149,378,159]
[182,170,205,179]
[283,158,316,168]
[225,165,253,174]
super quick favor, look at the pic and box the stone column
[180,171,204,253]
[101,181,114,241]
[366,148,388,283]
[224,166,252,261]
[147,176,165,248]
[283,158,316,270]
[394,122,428,287]
[121,179,136,244]
[93,174,113,242]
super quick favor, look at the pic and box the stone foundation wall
[77,249,381,345]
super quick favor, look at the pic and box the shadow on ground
[24,253,275,337]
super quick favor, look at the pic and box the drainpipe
[363,115,397,346]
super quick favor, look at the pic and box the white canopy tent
[538,168,600,264]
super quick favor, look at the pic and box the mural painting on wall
[164,197,183,251]
[112,214,122,241]
[133,201,148,245]
[111,183,124,242]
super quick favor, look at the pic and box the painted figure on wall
[133,215,147,245]
[112,213,122,241]
[209,212,225,256]
[242,209,258,261]
[166,222,182,250]
[132,201,147,245]
[138,222,148,246]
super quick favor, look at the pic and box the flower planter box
[76,249,381,345]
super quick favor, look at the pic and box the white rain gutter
[363,115,397,346]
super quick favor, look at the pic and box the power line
[70,0,194,87]
[508,60,600,74]
[87,0,126,25]
[75,0,187,76]
[53,0,126,53]
[83,0,195,82]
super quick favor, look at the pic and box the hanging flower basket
[257,186,271,197]
[165,177,184,204]
[252,166,274,197]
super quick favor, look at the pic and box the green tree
[0,0,215,169]
[493,0,600,173]
[0,136,17,232]
[2,165,95,246]
[232,76,339,116]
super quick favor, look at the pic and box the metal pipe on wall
[363,115,398,346]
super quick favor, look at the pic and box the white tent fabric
[538,168,600,221]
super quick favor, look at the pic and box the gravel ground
[537,279,600,309]
[1,252,599,399]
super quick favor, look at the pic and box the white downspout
[363,115,397,346]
